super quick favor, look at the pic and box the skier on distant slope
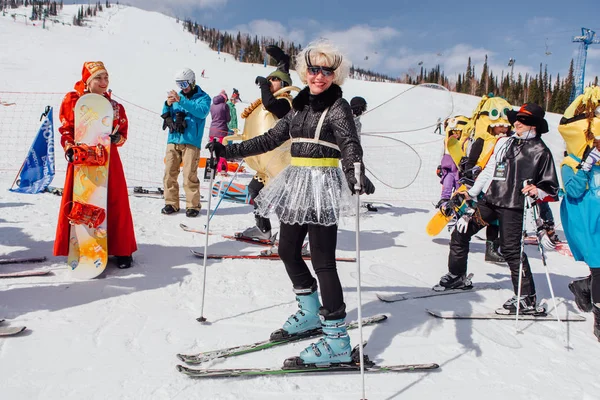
[436,103,559,314]
[207,40,375,365]
[54,61,137,269]
[238,44,294,241]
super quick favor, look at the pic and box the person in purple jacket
[209,90,231,173]
[436,119,461,209]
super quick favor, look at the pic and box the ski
[190,249,355,263]
[180,224,278,246]
[177,314,387,365]
[0,270,51,278]
[177,343,438,377]
[0,320,26,337]
[426,309,586,321]
[377,274,501,303]
[176,361,439,378]
[0,326,27,336]
[0,256,47,265]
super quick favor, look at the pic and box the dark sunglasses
[268,76,281,82]
[176,80,190,90]
[516,115,536,126]
[307,66,335,77]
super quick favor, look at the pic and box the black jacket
[475,136,559,209]
[259,81,291,119]
[225,84,363,176]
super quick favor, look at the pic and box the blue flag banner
[10,107,56,194]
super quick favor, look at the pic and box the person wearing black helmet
[436,103,559,314]
[350,96,367,136]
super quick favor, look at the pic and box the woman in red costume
[54,61,137,269]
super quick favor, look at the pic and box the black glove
[174,112,187,133]
[161,111,176,132]
[205,140,226,161]
[345,168,375,195]
[110,133,122,144]
[255,76,269,87]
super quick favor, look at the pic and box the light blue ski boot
[270,286,322,341]
[297,308,352,365]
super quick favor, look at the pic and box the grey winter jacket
[224,84,364,180]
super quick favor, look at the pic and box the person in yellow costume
[457,95,512,263]
[238,45,294,241]
[558,86,600,340]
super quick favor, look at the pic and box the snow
[0,5,599,400]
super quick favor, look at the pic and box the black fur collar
[292,84,343,112]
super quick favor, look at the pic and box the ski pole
[531,202,561,324]
[515,181,530,331]
[353,162,367,400]
[197,139,218,324]
[205,159,246,226]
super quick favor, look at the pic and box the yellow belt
[290,157,339,167]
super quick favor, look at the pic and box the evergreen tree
[476,55,488,96]
[464,57,472,94]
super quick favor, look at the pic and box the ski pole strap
[290,157,339,167]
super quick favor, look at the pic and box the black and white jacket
[225,84,364,176]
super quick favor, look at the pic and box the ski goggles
[176,80,191,90]
[307,66,335,77]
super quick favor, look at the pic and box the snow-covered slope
[0,5,597,400]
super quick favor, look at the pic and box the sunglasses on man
[307,66,335,77]
[268,76,281,82]
[176,80,190,90]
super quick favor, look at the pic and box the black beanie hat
[350,96,367,116]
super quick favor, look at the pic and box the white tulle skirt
[255,165,354,226]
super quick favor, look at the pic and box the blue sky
[120,0,600,83]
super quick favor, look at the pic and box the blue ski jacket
[162,86,211,148]
[560,160,600,268]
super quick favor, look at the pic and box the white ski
[426,309,586,321]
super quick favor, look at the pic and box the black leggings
[278,222,344,316]
[448,201,536,296]
[248,177,271,232]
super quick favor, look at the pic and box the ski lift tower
[571,28,600,102]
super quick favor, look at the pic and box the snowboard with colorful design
[67,93,113,279]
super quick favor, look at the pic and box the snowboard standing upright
[67,93,113,279]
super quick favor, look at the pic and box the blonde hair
[295,39,350,86]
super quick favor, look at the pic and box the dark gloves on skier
[345,167,375,195]
[255,76,269,87]
[161,111,176,132]
[110,133,123,145]
[205,140,226,161]
[173,112,187,133]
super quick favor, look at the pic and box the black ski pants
[448,201,536,296]
[248,177,271,232]
[278,222,344,317]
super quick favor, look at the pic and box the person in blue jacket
[561,137,600,341]
[160,68,211,217]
